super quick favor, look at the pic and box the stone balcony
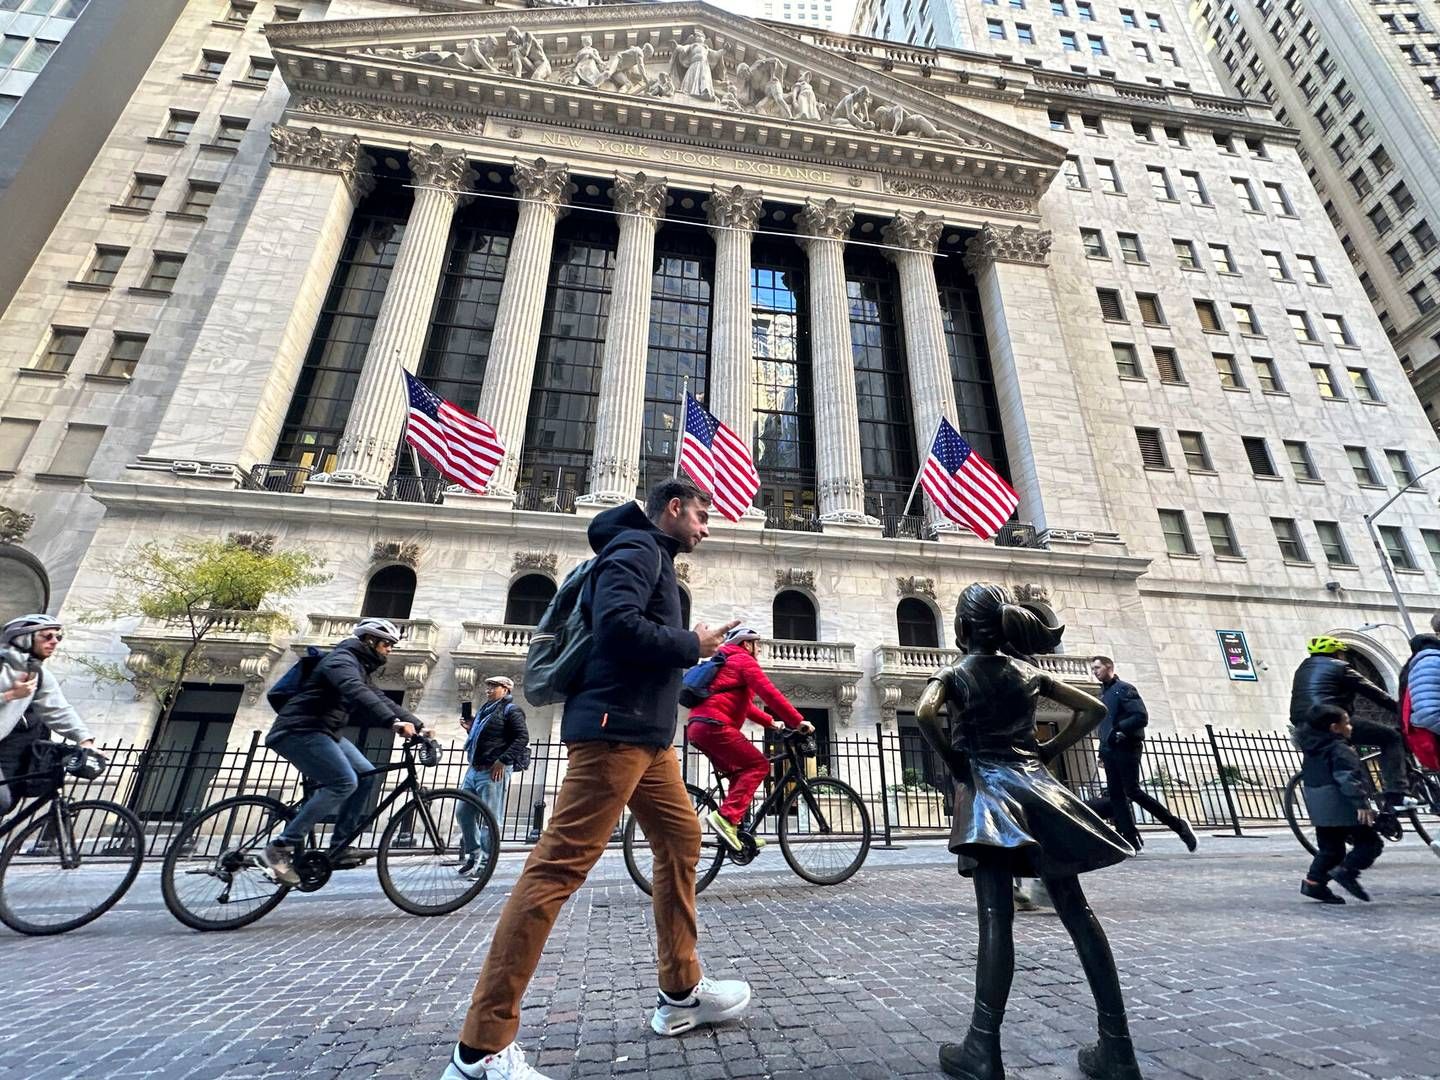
[871,645,1096,721]
[120,609,286,705]
[291,614,440,706]
[755,638,864,720]
[451,622,533,703]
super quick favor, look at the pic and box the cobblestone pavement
[4,831,1439,1080]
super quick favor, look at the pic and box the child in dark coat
[1295,703,1384,904]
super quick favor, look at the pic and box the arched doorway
[504,574,557,626]
[773,590,818,641]
[896,597,940,648]
[362,565,416,620]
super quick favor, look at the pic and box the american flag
[402,371,504,493]
[920,418,1020,540]
[678,393,760,523]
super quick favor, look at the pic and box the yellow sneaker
[706,809,743,851]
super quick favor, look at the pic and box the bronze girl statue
[916,583,1144,1080]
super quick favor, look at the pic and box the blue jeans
[269,732,376,847]
[458,768,508,854]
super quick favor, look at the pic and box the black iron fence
[37,722,1419,858]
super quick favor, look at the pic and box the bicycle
[0,746,144,936]
[1284,744,1440,858]
[161,734,499,931]
[623,728,871,894]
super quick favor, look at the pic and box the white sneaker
[439,1042,550,1080]
[650,975,752,1036]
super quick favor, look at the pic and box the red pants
[687,720,769,825]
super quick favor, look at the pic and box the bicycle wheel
[377,788,496,916]
[623,782,725,897]
[0,799,144,936]
[1283,772,1318,857]
[779,777,871,886]
[161,795,293,932]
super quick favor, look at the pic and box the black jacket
[1097,677,1148,754]
[561,502,700,748]
[1294,722,1372,827]
[466,694,529,770]
[1288,654,1396,728]
[268,637,417,742]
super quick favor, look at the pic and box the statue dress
[572,36,603,87]
[675,33,716,100]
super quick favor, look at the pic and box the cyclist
[258,618,421,885]
[1289,636,1415,813]
[0,614,96,817]
[685,625,813,852]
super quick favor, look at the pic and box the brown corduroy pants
[459,741,703,1053]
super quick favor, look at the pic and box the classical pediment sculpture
[672,28,720,102]
[505,27,551,81]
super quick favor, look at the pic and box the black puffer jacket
[1097,677,1148,754]
[561,502,700,748]
[268,636,418,743]
[1288,654,1395,728]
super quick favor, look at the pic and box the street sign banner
[1216,629,1257,682]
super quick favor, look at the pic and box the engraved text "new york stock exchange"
[536,132,836,184]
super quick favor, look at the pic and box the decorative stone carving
[830,85,873,128]
[896,575,937,600]
[228,532,276,554]
[883,178,1034,214]
[505,26,552,80]
[373,540,421,567]
[408,142,477,199]
[674,561,691,584]
[1013,583,1050,604]
[570,33,603,86]
[610,172,669,219]
[775,568,815,592]
[706,185,763,232]
[295,97,488,137]
[790,70,821,121]
[511,157,570,205]
[874,103,958,143]
[882,210,944,254]
[733,56,792,118]
[512,551,559,575]
[963,223,1055,273]
[672,28,720,101]
[796,198,854,244]
[269,126,373,194]
[596,42,655,93]
[0,505,36,545]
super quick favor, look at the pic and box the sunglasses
[35,631,63,643]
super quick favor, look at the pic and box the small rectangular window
[1214,353,1244,389]
[1231,303,1260,336]
[1060,29,1079,50]
[1136,293,1165,325]
[245,56,276,82]
[124,174,164,210]
[273,5,301,19]
[1080,228,1106,257]
[1132,120,1155,142]
[225,2,254,22]
[1233,177,1261,211]
[1097,160,1122,193]
[1312,364,1341,399]
[1064,156,1086,190]
[1348,368,1379,402]
[987,19,1006,38]
[1295,254,1325,285]
[1284,440,1317,480]
[83,246,127,286]
[1369,205,1394,236]
[1380,525,1417,570]
[1272,517,1309,562]
[1261,250,1289,280]
[1204,513,1241,557]
[0,418,41,474]
[180,181,219,217]
[1242,436,1276,477]
[1147,166,1174,200]
[1322,314,1354,347]
[1194,299,1222,332]
[1173,239,1199,269]
[1112,342,1142,378]
[1135,428,1169,469]
[1180,170,1208,205]
[1088,34,1107,56]
[214,116,249,147]
[142,253,186,292]
[1164,125,1186,148]
[1081,113,1104,135]
[1158,509,1195,555]
[37,327,84,373]
[1117,233,1145,264]
[1315,521,1353,566]
[1289,309,1316,343]
[1347,446,1380,485]
[1411,221,1437,254]
[98,333,147,379]
[196,50,229,77]
[1386,448,1416,486]
[1178,430,1210,470]
[1049,109,1070,131]
[1153,347,1184,384]
[1264,181,1295,215]
[1097,288,1126,321]
[45,423,105,478]
[1390,241,1415,274]
[1252,357,1283,394]
[1421,530,1440,573]
[163,110,198,141]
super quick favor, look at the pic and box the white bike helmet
[723,625,763,646]
[353,617,402,644]
[2,613,62,651]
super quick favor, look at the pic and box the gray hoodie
[0,644,93,745]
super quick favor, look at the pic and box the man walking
[457,676,529,877]
[440,479,746,1080]
[1086,656,1198,852]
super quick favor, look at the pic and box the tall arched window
[896,598,940,648]
[773,590,818,641]
[505,574,557,626]
[361,565,415,620]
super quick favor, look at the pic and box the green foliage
[887,767,938,793]
[1213,764,1261,787]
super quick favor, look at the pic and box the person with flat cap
[457,675,529,877]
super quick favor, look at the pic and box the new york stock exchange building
[4,0,1440,787]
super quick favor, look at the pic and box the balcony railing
[298,614,440,652]
[763,506,823,533]
[513,486,578,514]
[457,622,533,655]
[873,645,1094,683]
[383,475,446,504]
[880,513,937,541]
[756,638,859,670]
[245,462,312,493]
[994,522,1047,549]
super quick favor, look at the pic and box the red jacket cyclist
[685,625,813,851]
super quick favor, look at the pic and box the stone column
[327,143,476,488]
[141,127,374,476]
[964,223,1113,539]
[580,171,668,505]
[797,198,872,524]
[474,158,570,498]
[883,210,960,528]
[705,185,763,437]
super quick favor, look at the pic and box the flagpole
[672,375,689,479]
[393,352,425,483]
[901,416,946,519]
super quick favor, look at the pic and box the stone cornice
[90,479,1154,582]
[882,209,943,254]
[963,223,1054,272]
[706,184,763,231]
